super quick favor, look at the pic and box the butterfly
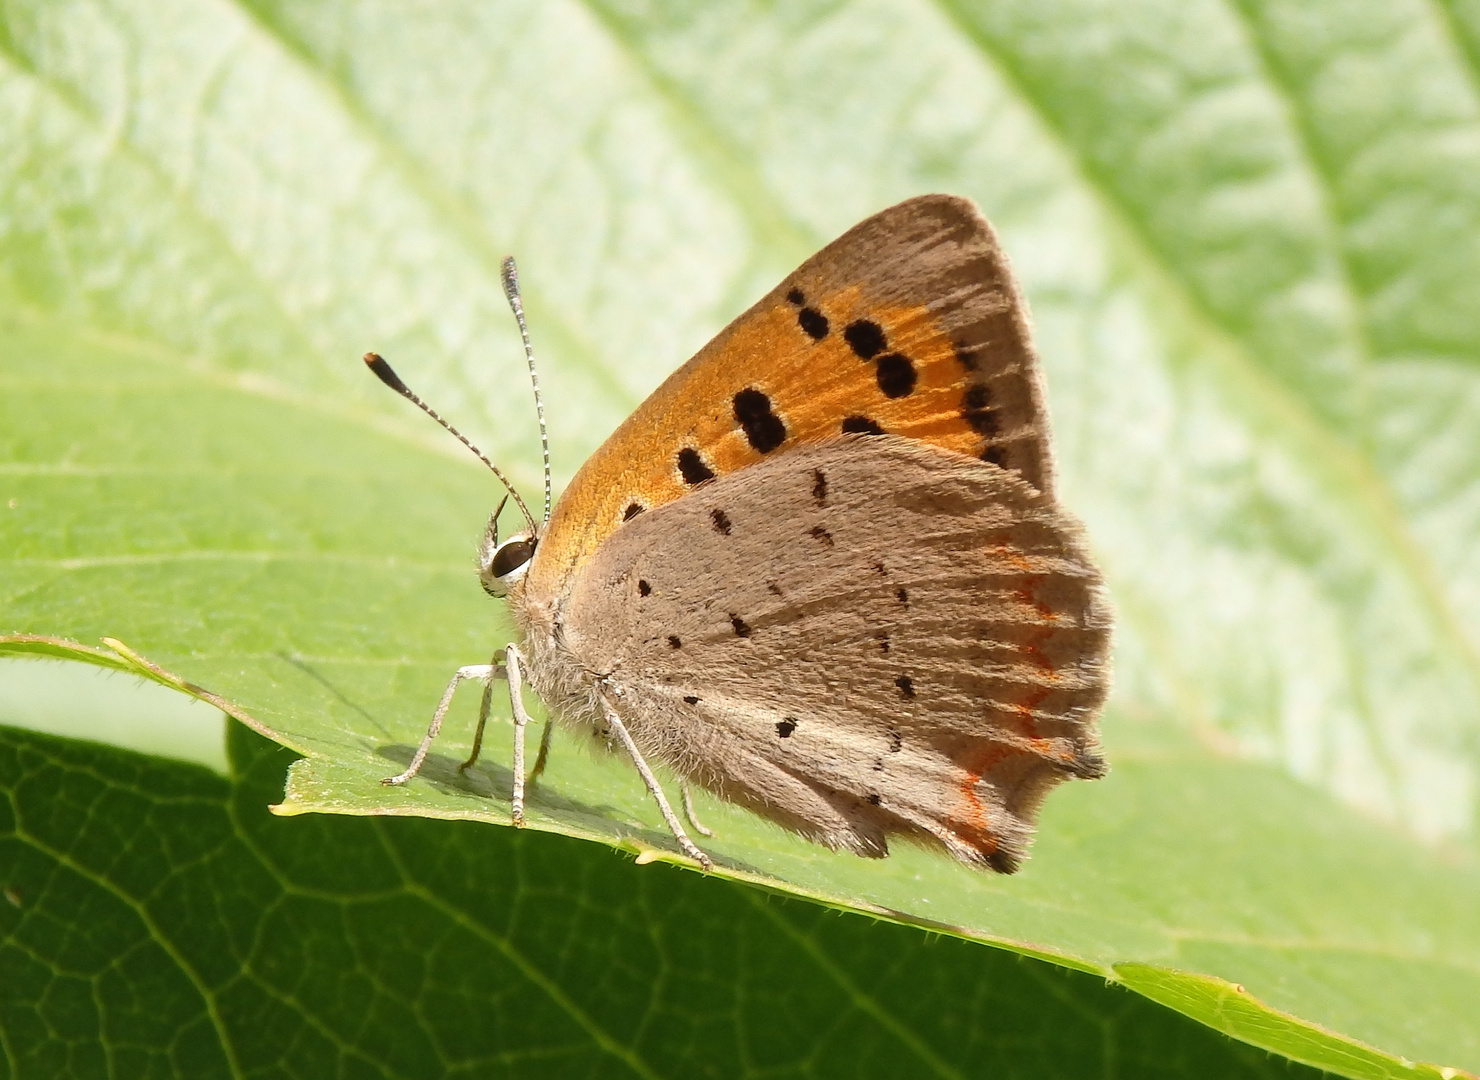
[368,194,1111,873]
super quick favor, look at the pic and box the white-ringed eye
[481,533,536,597]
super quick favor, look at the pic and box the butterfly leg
[680,784,714,838]
[382,661,500,787]
[457,648,508,774]
[597,690,713,871]
[504,643,537,827]
[528,715,555,785]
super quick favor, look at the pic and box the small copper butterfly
[366,194,1111,873]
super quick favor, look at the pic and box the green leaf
[0,721,1333,1080]
[1,2,1477,1077]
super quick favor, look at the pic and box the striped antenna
[363,353,536,532]
[499,256,552,523]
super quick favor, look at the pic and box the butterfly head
[478,504,539,597]
[362,345,550,602]
[364,255,556,603]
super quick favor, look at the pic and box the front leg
[456,647,552,827]
[381,650,503,787]
[382,647,546,833]
[503,643,536,826]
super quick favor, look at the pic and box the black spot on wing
[895,675,915,699]
[811,469,827,507]
[776,718,796,738]
[730,614,752,637]
[981,445,1010,468]
[961,384,997,436]
[895,587,909,606]
[876,354,916,398]
[710,508,732,535]
[677,447,716,485]
[786,287,805,306]
[623,501,645,521]
[867,793,882,805]
[841,416,884,436]
[798,307,829,340]
[843,319,886,359]
[637,580,651,597]
[668,635,682,649]
[733,388,786,453]
[807,525,833,547]
[954,342,980,371]
[887,728,902,752]
[683,695,699,705]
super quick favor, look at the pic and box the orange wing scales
[530,197,1052,599]
[948,557,1103,868]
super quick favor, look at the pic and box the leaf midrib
[225,0,632,415]
[13,0,1473,719]
[0,37,324,382]
[922,0,1480,695]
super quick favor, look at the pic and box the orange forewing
[528,195,1050,599]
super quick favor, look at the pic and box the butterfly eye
[481,535,537,597]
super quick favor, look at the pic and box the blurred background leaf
[2,1,1478,1076]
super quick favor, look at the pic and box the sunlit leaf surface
[2,2,1478,1076]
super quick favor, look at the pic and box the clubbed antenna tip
[364,352,411,396]
[361,350,536,532]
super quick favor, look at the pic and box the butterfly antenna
[500,256,552,524]
[363,352,537,532]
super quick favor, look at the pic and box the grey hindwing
[560,437,1111,870]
